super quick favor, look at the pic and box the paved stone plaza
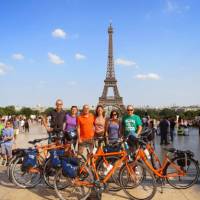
[0,123,199,200]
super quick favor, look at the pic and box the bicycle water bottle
[124,141,129,151]
[144,148,151,159]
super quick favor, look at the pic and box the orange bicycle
[10,134,79,188]
[132,133,199,192]
[54,138,157,200]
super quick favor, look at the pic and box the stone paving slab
[0,165,199,200]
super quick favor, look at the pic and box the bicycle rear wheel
[43,158,58,188]
[44,153,86,189]
[119,161,156,200]
[165,157,199,189]
[7,155,18,181]
[54,165,93,200]
[11,156,42,188]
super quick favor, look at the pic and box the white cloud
[12,53,24,60]
[115,58,137,67]
[52,28,67,39]
[68,81,77,86]
[48,52,64,65]
[75,53,86,60]
[0,62,8,75]
[165,0,190,14]
[135,73,161,80]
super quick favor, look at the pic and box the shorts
[1,143,12,157]
[79,139,94,146]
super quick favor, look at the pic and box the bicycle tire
[11,156,42,188]
[54,165,93,200]
[7,155,18,181]
[43,152,86,189]
[119,161,157,200]
[165,157,199,189]
[96,155,121,191]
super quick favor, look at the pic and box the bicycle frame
[76,147,137,188]
[27,142,72,173]
[135,144,186,179]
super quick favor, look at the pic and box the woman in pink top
[94,105,106,145]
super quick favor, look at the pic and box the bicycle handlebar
[28,137,49,145]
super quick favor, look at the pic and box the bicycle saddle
[163,147,176,153]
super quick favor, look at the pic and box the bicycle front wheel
[96,155,121,191]
[165,157,199,189]
[119,161,157,200]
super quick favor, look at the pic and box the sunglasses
[127,109,133,111]
[112,113,117,116]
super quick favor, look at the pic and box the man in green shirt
[122,105,142,137]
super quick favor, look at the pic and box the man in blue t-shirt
[1,120,14,165]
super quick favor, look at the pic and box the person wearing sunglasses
[105,110,121,144]
[122,105,142,138]
[43,99,66,143]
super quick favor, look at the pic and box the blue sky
[0,0,200,108]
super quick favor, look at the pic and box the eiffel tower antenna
[98,24,125,112]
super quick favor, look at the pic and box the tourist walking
[169,118,176,142]
[64,106,78,148]
[20,118,25,132]
[1,120,14,166]
[43,99,66,143]
[159,118,170,145]
[77,104,95,154]
[13,116,20,140]
[105,110,121,144]
[24,119,30,133]
[94,105,106,146]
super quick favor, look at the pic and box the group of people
[3,98,185,166]
[43,99,143,154]
[159,118,176,145]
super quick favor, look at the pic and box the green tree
[4,106,16,116]
[42,107,54,115]
[159,108,176,119]
[19,107,34,118]
[0,107,5,116]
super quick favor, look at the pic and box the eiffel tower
[99,24,125,112]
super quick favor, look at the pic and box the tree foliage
[0,106,199,120]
